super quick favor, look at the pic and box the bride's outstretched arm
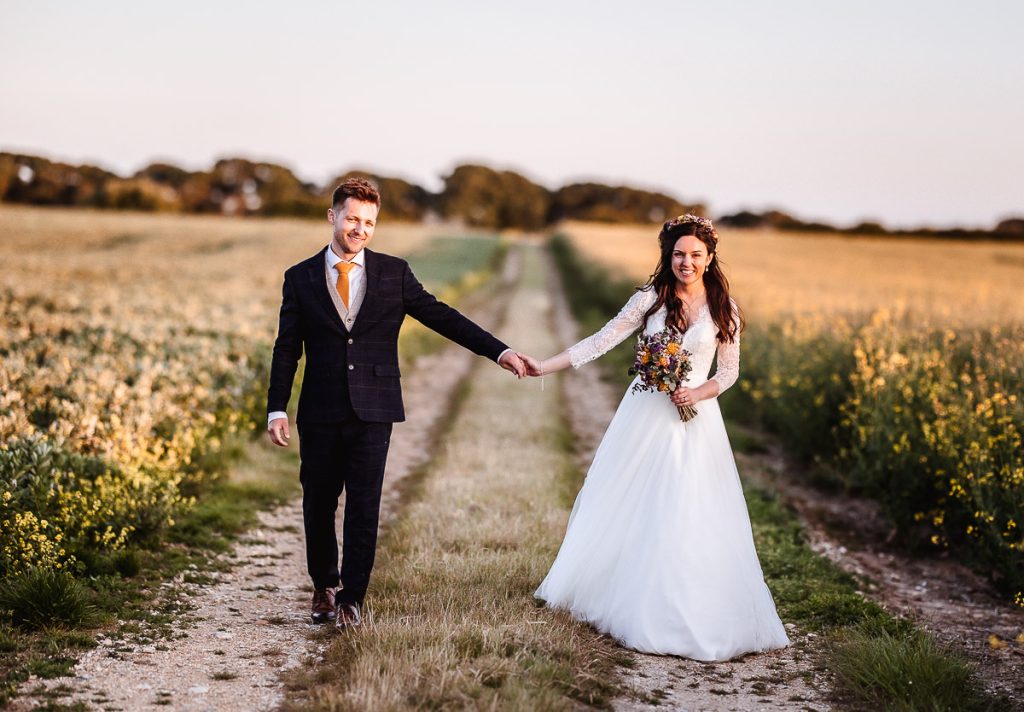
[520,289,656,377]
[567,290,656,368]
[519,350,572,376]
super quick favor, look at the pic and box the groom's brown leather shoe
[335,602,362,630]
[310,588,336,624]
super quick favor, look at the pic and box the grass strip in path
[285,242,627,711]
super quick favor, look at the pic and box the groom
[267,178,525,627]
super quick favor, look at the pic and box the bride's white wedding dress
[536,288,789,661]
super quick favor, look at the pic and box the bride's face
[671,235,711,289]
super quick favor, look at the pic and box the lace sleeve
[568,289,656,369]
[709,302,741,394]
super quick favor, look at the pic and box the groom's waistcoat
[267,246,508,425]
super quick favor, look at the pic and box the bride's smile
[671,234,711,289]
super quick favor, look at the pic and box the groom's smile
[328,197,379,257]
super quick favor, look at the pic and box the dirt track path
[15,256,516,712]
[20,241,1022,711]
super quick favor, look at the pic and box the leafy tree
[994,218,1024,238]
[0,153,116,206]
[550,182,701,224]
[133,162,192,189]
[440,164,551,230]
[329,170,434,222]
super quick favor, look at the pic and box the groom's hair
[332,178,381,209]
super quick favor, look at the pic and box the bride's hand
[671,386,698,408]
[517,352,543,377]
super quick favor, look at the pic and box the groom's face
[328,198,379,257]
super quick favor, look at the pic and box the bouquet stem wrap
[675,403,698,422]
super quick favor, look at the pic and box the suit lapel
[306,249,348,335]
[364,248,383,299]
[351,249,382,336]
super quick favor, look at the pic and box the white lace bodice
[567,289,740,393]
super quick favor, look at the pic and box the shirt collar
[326,245,365,269]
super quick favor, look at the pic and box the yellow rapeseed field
[562,221,1024,606]
[563,220,1024,323]
[0,205,436,574]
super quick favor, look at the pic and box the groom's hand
[498,350,526,378]
[268,417,291,447]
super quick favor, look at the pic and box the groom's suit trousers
[298,417,392,600]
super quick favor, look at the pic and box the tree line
[717,209,1024,242]
[0,153,700,231]
[1,152,1019,238]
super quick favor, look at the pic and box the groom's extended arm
[267,272,303,438]
[401,261,522,375]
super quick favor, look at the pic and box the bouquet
[627,328,698,422]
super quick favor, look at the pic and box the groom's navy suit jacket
[267,247,508,425]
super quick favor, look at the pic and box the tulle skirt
[535,379,790,661]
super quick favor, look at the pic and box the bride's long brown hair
[641,218,743,343]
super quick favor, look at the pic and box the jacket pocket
[373,364,402,378]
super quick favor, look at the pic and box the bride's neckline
[676,289,708,316]
[652,302,709,337]
[682,304,710,332]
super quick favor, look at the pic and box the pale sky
[2,0,1021,228]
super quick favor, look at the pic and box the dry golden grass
[562,220,1024,324]
[0,204,441,466]
[0,205,439,338]
[0,205,448,575]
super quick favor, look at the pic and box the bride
[521,215,789,661]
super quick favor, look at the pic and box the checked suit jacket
[267,246,509,425]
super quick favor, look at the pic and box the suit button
[348,338,354,345]
[348,364,355,371]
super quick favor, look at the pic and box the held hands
[499,350,543,378]
[518,352,543,377]
[500,350,567,379]
[498,350,527,378]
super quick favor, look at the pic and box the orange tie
[336,261,356,309]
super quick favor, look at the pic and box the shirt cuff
[268,411,288,428]
[496,348,513,364]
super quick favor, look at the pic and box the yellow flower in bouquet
[628,328,697,421]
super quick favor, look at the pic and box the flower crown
[661,213,718,244]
